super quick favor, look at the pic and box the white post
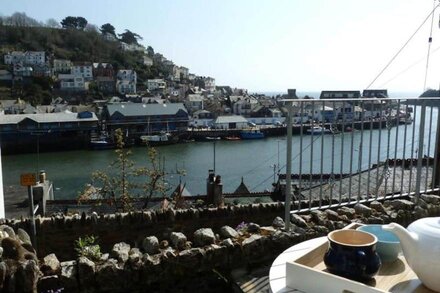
[0,146,5,219]
[284,102,293,231]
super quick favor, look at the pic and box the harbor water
[2,106,438,200]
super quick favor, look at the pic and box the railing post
[284,102,293,231]
[434,102,440,187]
[415,100,426,203]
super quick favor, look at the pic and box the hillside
[0,24,168,86]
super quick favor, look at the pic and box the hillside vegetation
[0,23,168,85]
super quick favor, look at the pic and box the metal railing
[282,97,440,228]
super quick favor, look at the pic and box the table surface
[269,236,328,293]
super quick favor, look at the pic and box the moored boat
[90,139,116,150]
[140,132,178,146]
[224,136,241,141]
[306,126,332,135]
[240,129,265,139]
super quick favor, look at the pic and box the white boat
[306,126,332,135]
[140,132,178,146]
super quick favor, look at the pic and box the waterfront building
[304,104,335,122]
[319,90,361,99]
[362,89,388,98]
[0,111,98,153]
[102,103,189,133]
[190,110,214,127]
[212,115,248,130]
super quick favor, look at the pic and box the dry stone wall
[1,194,440,292]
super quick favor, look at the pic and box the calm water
[2,106,437,200]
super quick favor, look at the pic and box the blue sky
[2,0,440,94]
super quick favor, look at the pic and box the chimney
[213,175,224,207]
[206,170,215,204]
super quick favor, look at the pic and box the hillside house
[141,56,153,66]
[232,96,259,117]
[53,59,72,74]
[4,51,45,66]
[93,63,115,94]
[72,62,93,81]
[147,79,166,93]
[116,70,137,95]
[185,94,204,114]
[58,74,88,91]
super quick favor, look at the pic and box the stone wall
[9,202,287,260]
[1,194,440,292]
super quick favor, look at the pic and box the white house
[212,115,249,130]
[232,96,259,116]
[204,77,215,92]
[116,69,137,94]
[58,74,88,91]
[72,62,93,81]
[53,59,72,74]
[4,51,45,65]
[180,67,189,79]
[185,94,204,114]
[142,56,153,66]
[147,79,166,92]
[303,104,335,122]
[119,42,146,52]
[13,64,33,77]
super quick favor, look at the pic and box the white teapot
[383,217,440,292]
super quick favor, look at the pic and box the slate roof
[106,103,188,117]
[0,111,98,124]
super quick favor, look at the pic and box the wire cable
[423,0,437,91]
[366,3,440,89]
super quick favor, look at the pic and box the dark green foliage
[100,23,116,36]
[60,16,88,30]
[118,29,142,44]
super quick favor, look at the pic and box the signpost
[20,173,37,250]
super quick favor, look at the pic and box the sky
[3,0,440,94]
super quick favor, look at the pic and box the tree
[81,128,135,211]
[45,18,60,28]
[118,29,142,44]
[60,16,88,30]
[134,147,170,208]
[61,16,78,29]
[147,46,154,57]
[76,17,88,30]
[100,23,116,36]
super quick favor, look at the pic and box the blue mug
[324,229,382,281]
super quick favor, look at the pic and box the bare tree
[45,18,60,28]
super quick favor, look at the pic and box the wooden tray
[286,223,434,293]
